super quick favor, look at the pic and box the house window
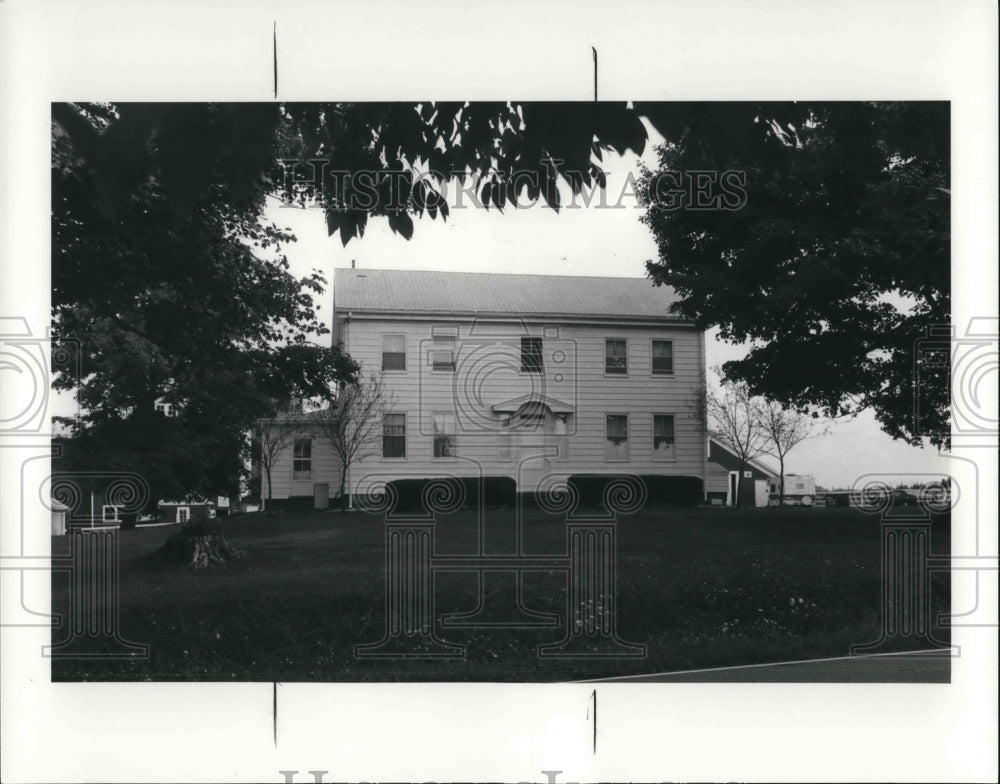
[102,505,119,522]
[177,506,190,523]
[653,414,676,459]
[154,401,176,417]
[652,340,674,375]
[433,412,457,457]
[382,334,406,371]
[382,413,406,458]
[292,438,312,479]
[605,339,627,374]
[605,414,629,460]
[520,337,544,373]
[431,335,456,371]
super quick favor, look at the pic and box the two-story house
[263,267,709,504]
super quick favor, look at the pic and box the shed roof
[333,268,685,320]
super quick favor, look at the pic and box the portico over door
[492,396,574,492]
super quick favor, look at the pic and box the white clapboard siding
[262,431,343,501]
[329,316,707,494]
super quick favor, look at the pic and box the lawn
[50,504,951,682]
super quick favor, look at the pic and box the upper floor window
[292,438,312,479]
[431,334,456,372]
[605,339,628,374]
[605,414,629,460]
[521,337,544,373]
[382,413,406,458]
[653,414,676,459]
[382,334,406,371]
[432,412,457,457]
[652,340,674,374]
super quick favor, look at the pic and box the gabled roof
[708,436,778,477]
[333,268,685,321]
[491,393,575,414]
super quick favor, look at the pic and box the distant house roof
[492,393,575,415]
[707,437,778,478]
[333,268,686,321]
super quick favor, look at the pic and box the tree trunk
[158,528,241,569]
[339,463,349,513]
[264,464,273,513]
[778,455,785,505]
[188,534,241,568]
[735,459,745,508]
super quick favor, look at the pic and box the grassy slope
[50,505,951,682]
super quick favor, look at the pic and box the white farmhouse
[263,267,709,503]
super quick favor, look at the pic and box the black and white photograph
[1,1,997,782]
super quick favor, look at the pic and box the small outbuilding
[157,500,216,524]
[705,437,775,507]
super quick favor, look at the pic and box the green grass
[50,505,951,682]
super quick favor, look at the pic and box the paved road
[582,651,953,683]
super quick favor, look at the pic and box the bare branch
[707,376,768,465]
[310,372,395,509]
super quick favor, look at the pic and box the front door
[515,407,554,492]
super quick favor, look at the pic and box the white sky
[267,135,951,490]
[45,119,952,490]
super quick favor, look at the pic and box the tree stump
[157,522,242,569]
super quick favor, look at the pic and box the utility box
[314,483,330,510]
[754,479,770,508]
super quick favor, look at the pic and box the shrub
[385,477,516,515]
[266,496,314,512]
[568,474,703,512]
[639,475,704,507]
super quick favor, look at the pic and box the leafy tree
[50,100,685,503]
[52,101,664,244]
[52,105,358,506]
[639,102,950,448]
[310,373,394,512]
[707,373,768,508]
[758,401,817,504]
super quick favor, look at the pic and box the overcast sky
[266,136,951,490]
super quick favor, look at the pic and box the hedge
[385,476,516,514]
[568,474,703,511]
